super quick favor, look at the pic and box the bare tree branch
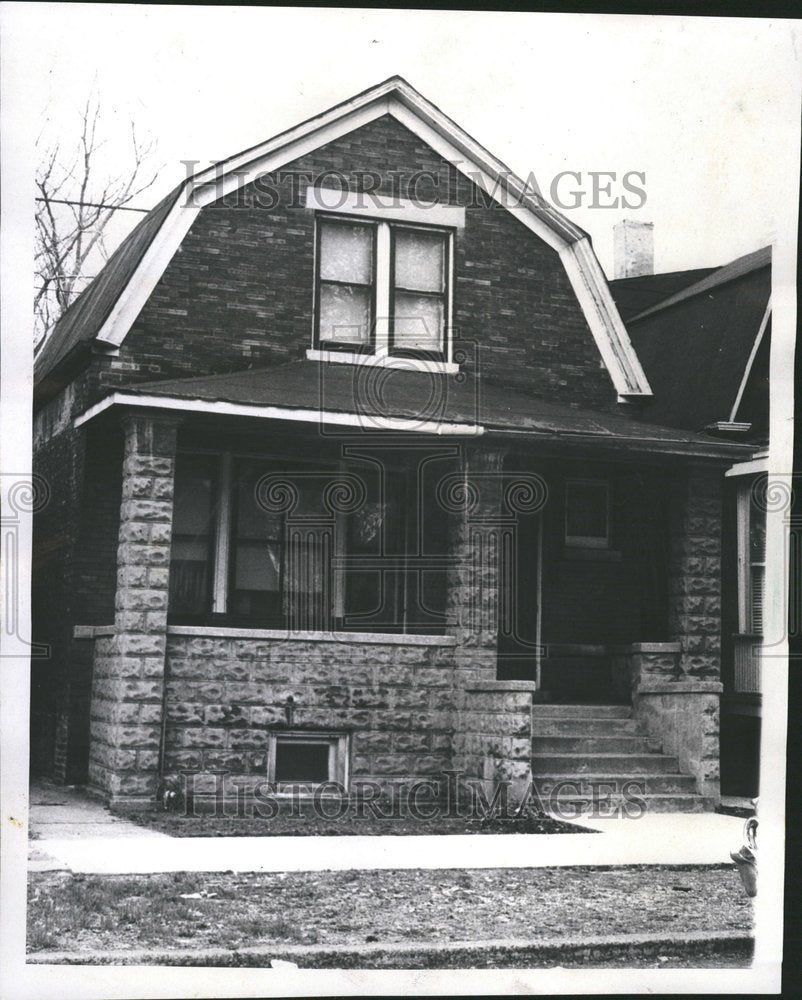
[34,89,161,346]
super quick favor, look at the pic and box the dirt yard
[28,865,752,955]
[120,808,594,837]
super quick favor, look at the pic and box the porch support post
[87,411,181,806]
[446,444,508,685]
[448,444,535,807]
[630,463,724,803]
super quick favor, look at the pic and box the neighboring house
[31,78,755,814]
[610,241,771,799]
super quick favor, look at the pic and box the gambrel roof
[35,76,652,401]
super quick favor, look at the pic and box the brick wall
[82,115,618,411]
[31,389,87,780]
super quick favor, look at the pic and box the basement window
[267,731,350,792]
[564,479,610,549]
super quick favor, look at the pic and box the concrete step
[531,735,661,754]
[533,718,647,737]
[531,704,631,718]
[531,752,681,775]
[531,773,700,795]
[545,794,709,815]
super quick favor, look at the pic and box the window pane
[275,741,330,783]
[171,538,209,562]
[319,283,371,344]
[394,230,444,292]
[235,478,283,540]
[169,455,217,617]
[393,292,444,351]
[319,222,372,284]
[234,540,281,591]
[566,481,608,541]
[172,459,214,535]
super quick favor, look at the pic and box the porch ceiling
[75,360,755,459]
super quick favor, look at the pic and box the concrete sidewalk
[29,783,747,874]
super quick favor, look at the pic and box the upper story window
[564,478,610,549]
[316,220,376,352]
[307,187,464,371]
[315,216,451,362]
[390,227,448,355]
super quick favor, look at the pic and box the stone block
[120,679,162,701]
[119,499,172,523]
[393,731,430,752]
[372,710,412,731]
[225,729,269,750]
[115,725,161,749]
[169,727,227,749]
[391,687,430,709]
[122,476,155,499]
[353,731,392,753]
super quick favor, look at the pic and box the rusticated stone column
[629,462,725,805]
[668,463,724,679]
[444,445,509,687]
[88,412,181,805]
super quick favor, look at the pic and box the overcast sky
[5,4,802,276]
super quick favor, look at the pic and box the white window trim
[305,347,458,374]
[735,480,765,636]
[564,478,610,549]
[312,210,456,366]
[306,185,466,229]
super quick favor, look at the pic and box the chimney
[613,220,654,278]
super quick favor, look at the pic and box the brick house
[611,243,771,799]
[31,77,755,813]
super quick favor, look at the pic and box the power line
[35,197,150,213]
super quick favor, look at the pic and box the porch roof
[75,361,754,459]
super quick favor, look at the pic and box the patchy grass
[120,807,595,837]
[27,865,752,957]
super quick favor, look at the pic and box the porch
[53,391,742,815]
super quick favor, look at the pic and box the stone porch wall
[452,681,535,807]
[611,464,726,804]
[162,631,457,798]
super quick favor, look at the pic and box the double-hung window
[314,215,452,362]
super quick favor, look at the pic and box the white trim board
[729,298,772,422]
[725,452,769,478]
[306,185,465,228]
[85,77,651,401]
[72,391,484,437]
[167,625,457,646]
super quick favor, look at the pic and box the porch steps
[530,704,710,815]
